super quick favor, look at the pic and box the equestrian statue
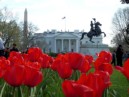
[80,18,106,43]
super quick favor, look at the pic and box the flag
[62,16,66,19]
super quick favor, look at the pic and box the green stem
[70,70,80,80]
[103,88,109,97]
[0,82,6,97]
[17,87,23,97]
[13,87,16,97]
[24,86,31,97]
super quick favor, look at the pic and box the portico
[55,38,79,53]
[54,32,80,53]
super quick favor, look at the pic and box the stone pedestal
[80,43,109,59]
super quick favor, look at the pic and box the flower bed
[0,47,128,97]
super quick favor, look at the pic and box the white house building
[33,30,109,57]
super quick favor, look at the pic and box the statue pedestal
[80,43,109,59]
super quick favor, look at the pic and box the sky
[0,0,128,45]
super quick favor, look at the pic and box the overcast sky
[0,0,128,45]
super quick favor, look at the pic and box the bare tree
[0,7,22,48]
[111,7,129,49]
[0,7,39,51]
[121,0,129,4]
[18,21,39,49]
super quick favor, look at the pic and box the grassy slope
[41,67,129,97]
[110,68,129,97]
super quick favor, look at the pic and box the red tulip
[94,53,113,75]
[25,61,41,70]
[51,54,64,71]
[94,57,106,69]
[51,53,91,77]
[22,53,29,61]
[3,52,26,86]
[38,53,53,69]
[23,65,43,87]
[97,51,112,63]
[51,54,72,79]
[62,80,94,97]
[8,51,24,66]
[78,59,91,73]
[76,73,88,86]
[57,62,72,79]
[27,47,43,62]
[65,53,85,70]
[85,55,94,65]
[64,53,91,73]
[0,57,10,78]
[115,59,129,80]
[3,64,25,87]
[95,63,113,75]
[51,58,61,71]
[77,71,111,97]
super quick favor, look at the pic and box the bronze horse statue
[80,21,106,43]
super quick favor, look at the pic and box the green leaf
[109,89,122,97]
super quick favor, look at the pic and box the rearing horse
[80,22,106,43]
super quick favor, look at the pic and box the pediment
[54,32,79,38]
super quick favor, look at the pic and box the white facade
[33,30,109,57]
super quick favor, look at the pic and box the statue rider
[90,21,94,31]
[80,18,105,42]
[93,18,98,36]
[90,18,97,36]
[92,18,96,23]
[91,18,102,36]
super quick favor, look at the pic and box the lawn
[42,68,129,97]
[0,67,128,97]
[110,68,129,97]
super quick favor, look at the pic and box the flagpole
[65,18,66,32]
[62,17,66,32]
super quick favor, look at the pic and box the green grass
[110,68,129,97]
[42,68,129,97]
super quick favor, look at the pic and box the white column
[76,39,79,52]
[62,39,64,52]
[69,39,71,52]
[55,39,57,53]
